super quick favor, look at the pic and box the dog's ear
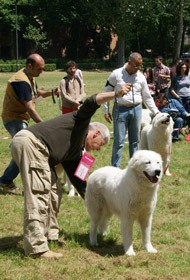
[128,155,139,169]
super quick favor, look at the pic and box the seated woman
[157,93,190,142]
[169,62,190,113]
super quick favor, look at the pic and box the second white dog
[139,112,174,175]
[85,150,163,256]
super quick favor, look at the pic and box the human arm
[11,81,43,122]
[141,77,159,115]
[76,82,86,102]
[170,89,180,99]
[158,66,170,80]
[23,100,43,123]
[170,76,180,99]
[37,87,60,98]
[102,72,116,121]
[158,73,170,80]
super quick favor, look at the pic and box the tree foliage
[0,0,190,60]
[23,24,48,52]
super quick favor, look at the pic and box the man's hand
[54,87,60,96]
[116,83,132,98]
[72,101,81,110]
[104,113,112,123]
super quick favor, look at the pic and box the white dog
[139,113,174,176]
[85,150,163,256]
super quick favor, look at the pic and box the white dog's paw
[97,226,108,236]
[68,188,75,197]
[164,168,172,176]
[90,240,99,246]
[145,243,157,253]
[125,246,136,256]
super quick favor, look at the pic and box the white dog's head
[152,112,174,130]
[128,150,163,185]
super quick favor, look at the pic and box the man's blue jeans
[173,117,183,141]
[0,120,28,184]
[179,96,190,113]
[112,104,142,167]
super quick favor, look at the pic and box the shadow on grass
[0,188,23,196]
[0,235,25,257]
[60,229,124,257]
[0,231,123,258]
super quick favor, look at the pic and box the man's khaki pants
[11,130,62,256]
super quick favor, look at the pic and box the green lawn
[0,70,190,280]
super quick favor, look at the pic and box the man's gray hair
[89,122,110,143]
[129,52,142,61]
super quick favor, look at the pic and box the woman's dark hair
[176,62,189,76]
[144,67,154,83]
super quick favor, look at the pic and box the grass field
[0,70,190,280]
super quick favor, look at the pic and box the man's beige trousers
[11,130,62,256]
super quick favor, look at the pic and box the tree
[23,24,48,52]
[0,0,190,60]
[174,0,184,61]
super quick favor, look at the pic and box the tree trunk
[117,37,125,67]
[174,0,184,61]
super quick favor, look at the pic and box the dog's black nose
[167,114,170,119]
[155,169,161,176]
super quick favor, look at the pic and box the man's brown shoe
[31,250,63,259]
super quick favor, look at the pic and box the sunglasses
[131,61,142,69]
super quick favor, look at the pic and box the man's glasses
[131,61,142,69]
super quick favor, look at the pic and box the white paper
[34,96,43,104]
[75,163,88,180]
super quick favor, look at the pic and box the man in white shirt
[103,52,159,167]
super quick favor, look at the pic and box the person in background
[170,62,190,113]
[75,67,86,86]
[184,57,190,74]
[0,53,59,191]
[153,56,170,96]
[157,92,190,142]
[170,58,182,83]
[75,67,83,80]
[143,67,155,99]
[103,52,159,167]
[10,85,130,259]
[59,61,86,114]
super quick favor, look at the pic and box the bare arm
[158,73,170,80]
[170,89,179,99]
[37,88,60,98]
[23,100,43,123]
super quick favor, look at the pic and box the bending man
[11,85,130,259]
